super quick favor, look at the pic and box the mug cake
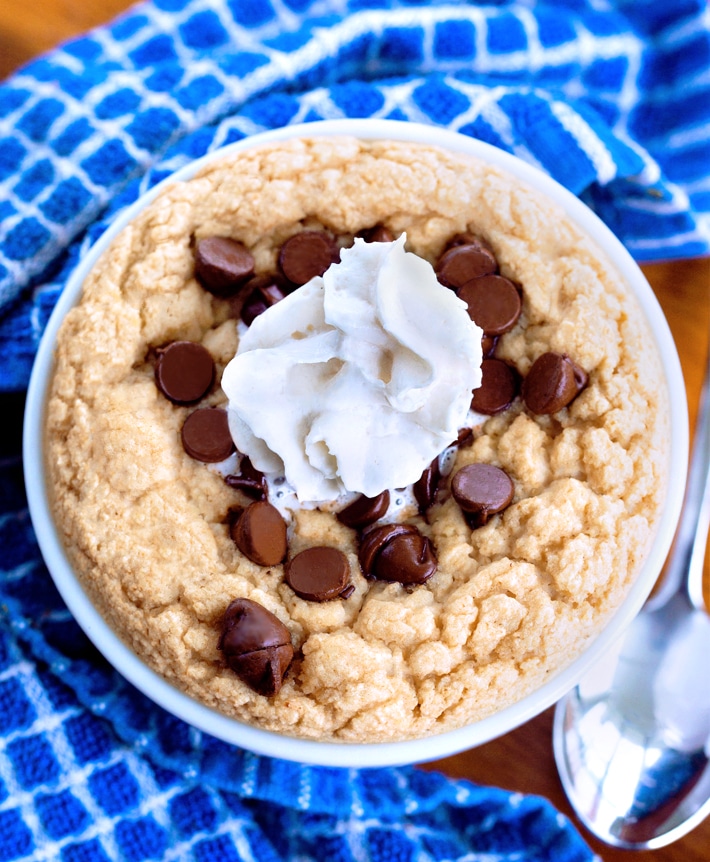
[44,134,670,744]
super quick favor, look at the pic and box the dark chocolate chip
[451,463,514,527]
[181,408,235,462]
[336,491,390,529]
[445,232,496,253]
[413,458,441,512]
[278,230,340,285]
[456,427,474,447]
[285,546,351,601]
[358,523,418,576]
[225,456,267,500]
[521,352,589,415]
[219,597,293,696]
[221,597,290,653]
[155,341,215,405]
[240,296,268,326]
[194,237,254,296]
[458,274,522,335]
[239,274,287,326]
[435,241,497,289]
[358,523,436,585]
[471,358,519,415]
[372,531,437,585]
[230,500,287,566]
[224,645,293,697]
[359,224,395,243]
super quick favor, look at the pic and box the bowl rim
[23,118,689,768]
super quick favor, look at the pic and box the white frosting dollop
[221,235,483,502]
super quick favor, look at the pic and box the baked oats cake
[46,137,669,742]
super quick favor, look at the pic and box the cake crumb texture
[47,138,669,742]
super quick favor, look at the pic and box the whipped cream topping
[222,235,483,503]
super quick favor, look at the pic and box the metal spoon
[553,336,710,850]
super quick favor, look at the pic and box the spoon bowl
[554,597,710,849]
[554,335,710,849]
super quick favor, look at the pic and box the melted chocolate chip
[194,237,254,296]
[522,352,589,415]
[458,274,522,335]
[225,457,267,500]
[373,531,437,585]
[358,523,436,585]
[219,598,293,696]
[220,598,290,655]
[359,524,417,576]
[360,224,395,243]
[471,358,519,415]
[155,341,215,404]
[239,274,287,326]
[226,645,293,697]
[413,458,441,512]
[278,230,340,285]
[336,491,390,529]
[181,408,235,462]
[285,546,351,601]
[451,463,514,527]
[436,241,497,289]
[230,500,287,566]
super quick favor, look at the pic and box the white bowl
[24,119,688,768]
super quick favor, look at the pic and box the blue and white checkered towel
[0,471,597,862]
[2,0,710,859]
[2,0,710,391]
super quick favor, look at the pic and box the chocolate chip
[278,230,340,285]
[458,274,522,335]
[373,531,437,585]
[359,524,416,576]
[239,274,287,326]
[219,598,293,696]
[336,491,390,529]
[482,334,499,358]
[358,523,437,585]
[220,598,290,658]
[359,224,394,243]
[155,341,215,404]
[194,237,254,297]
[456,427,474,447]
[451,463,514,527]
[445,232,495,253]
[225,457,267,500]
[471,358,519,415]
[181,408,235,462]
[285,546,351,601]
[230,500,287,566]
[436,241,497,289]
[522,352,589,415]
[413,458,441,512]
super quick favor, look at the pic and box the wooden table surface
[2,4,709,860]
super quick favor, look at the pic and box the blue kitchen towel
[1,0,709,391]
[1,0,709,859]
[0,449,597,860]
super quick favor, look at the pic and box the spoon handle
[648,331,710,612]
